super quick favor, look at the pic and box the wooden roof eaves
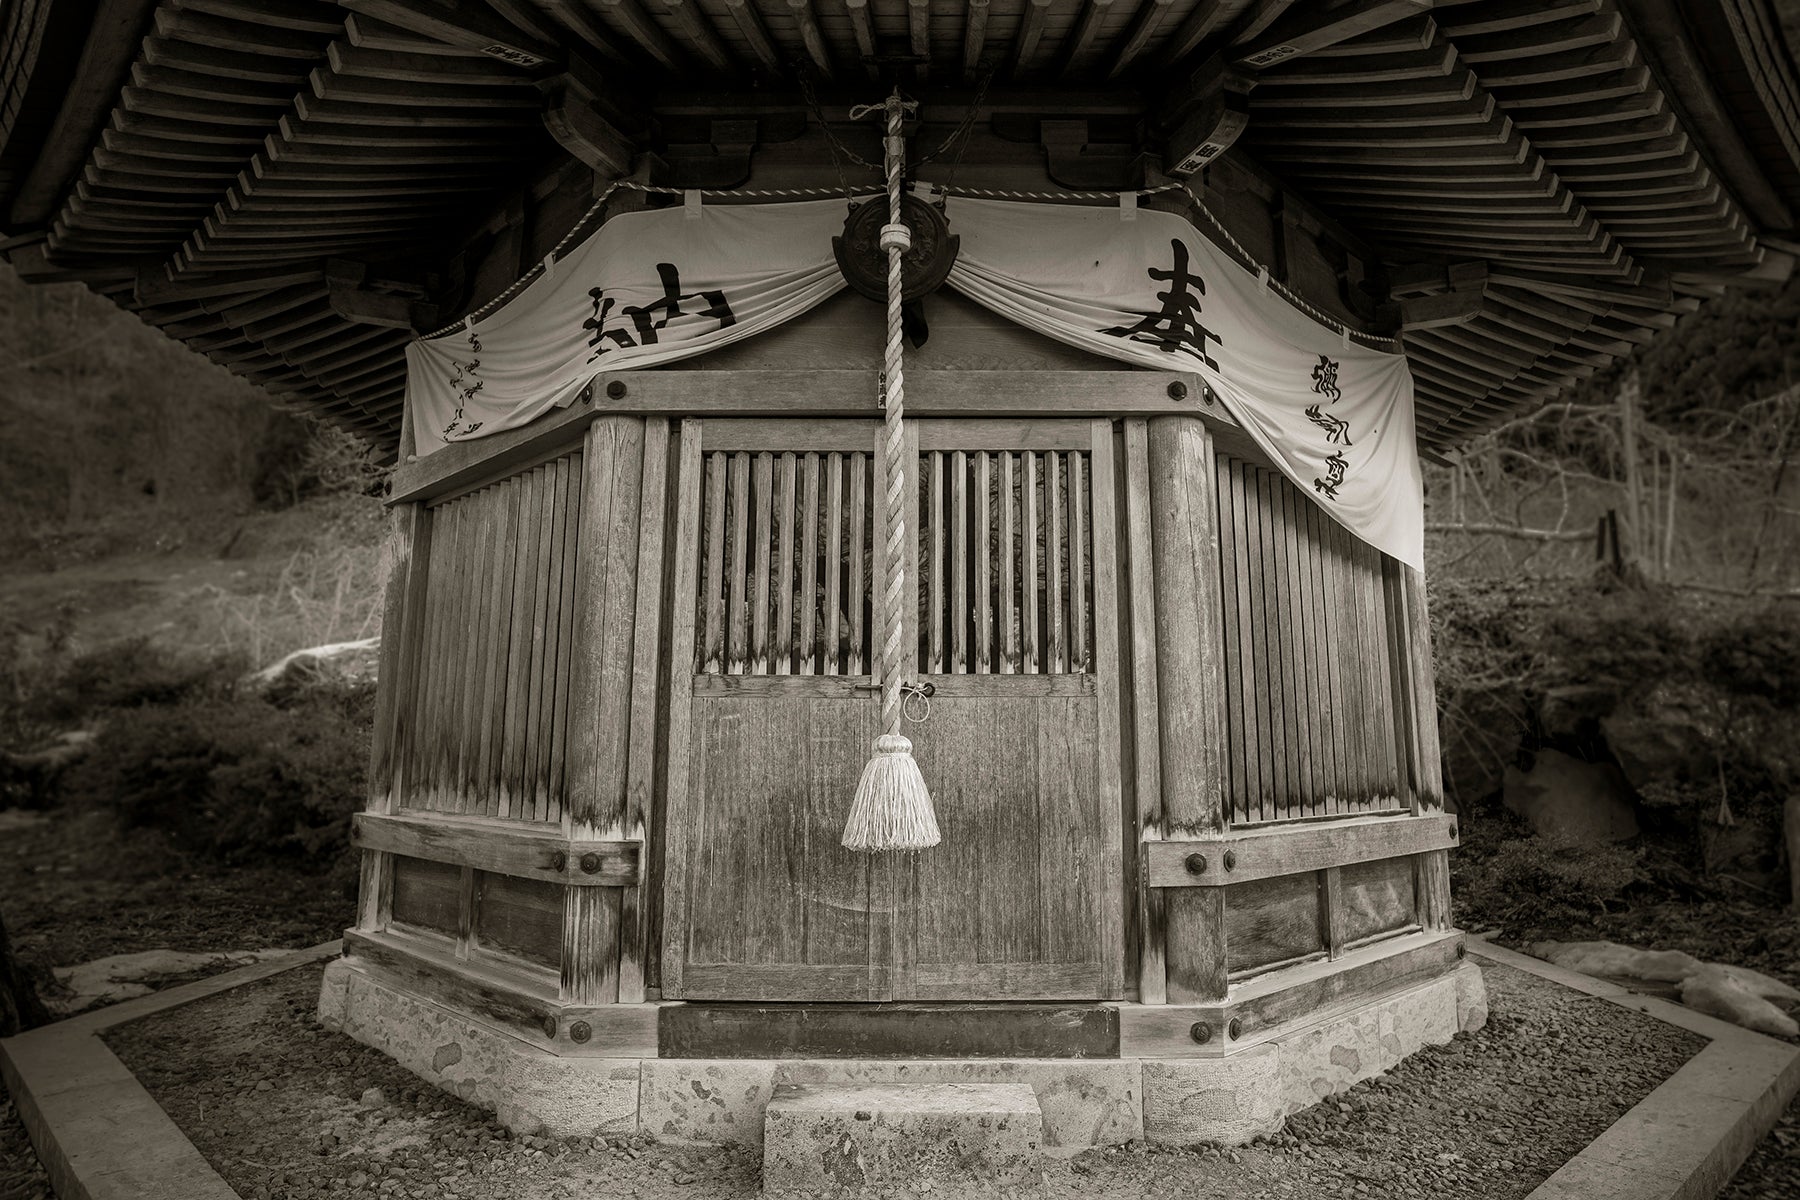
[1688,0,1800,219]
[1615,0,1794,230]
[3,0,156,228]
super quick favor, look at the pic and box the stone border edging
[0,940,342,1200]
[1471,941,1800,1200]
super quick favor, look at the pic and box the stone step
[761,1082,1044,1196]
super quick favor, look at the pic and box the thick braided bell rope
[840,90,940,853]
[877,93,909,741]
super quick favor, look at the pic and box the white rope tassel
[843,90,940,854]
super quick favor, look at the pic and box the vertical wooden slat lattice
[1214,452,1405,823]
[915,450,1095,675]
[694,449,877,675]
[403,451,585,823]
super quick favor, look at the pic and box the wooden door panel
[906,689,1109,999]
[676,684,889,1000]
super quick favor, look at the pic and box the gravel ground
[90,958,1727,1200]
[0,1090,53,1200]
[1720,1093,1800,1200]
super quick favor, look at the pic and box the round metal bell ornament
[832,192,959,303]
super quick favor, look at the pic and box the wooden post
[561,416,647,1005]
[618,419,671,1002]
[1122,420,1167,1003]
[1785,796,1800,913]
[357,499,431,933]
[1392,561,1452,931]
[1145,416,1230,1002]
[1620,371,1642,571]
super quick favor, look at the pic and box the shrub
[1456,833,1648,932]
[37,638,240,724]
[62,682,371,869]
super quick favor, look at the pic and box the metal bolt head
[1223,850,1237,871]
[606,379,627,400]
[1185,853,1207,875]
[580,852,602,875]
[1227,1018,1242,1040]
[1449,822,1458,840]
[1457,942,1466,960]
[577,385,593,405]
[1201,385,1216,406]
[550,851,568,872]
[1189,1021,1212,1045]
[1167,380,1188,401]
[542,1016,557,1039]
[569,1020,592,1044]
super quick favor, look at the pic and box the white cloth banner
[944,198,1422,568]
[405,198,852,446]
[405,195,1422,566]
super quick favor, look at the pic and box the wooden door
[661,420,892,1000]
[661,417,1124,1002]
[901,420,1125,1000]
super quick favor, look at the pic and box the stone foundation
[762,1083,1043,1195]
[319,956,1488,1148]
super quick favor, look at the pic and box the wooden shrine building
[3,0,1798,1153]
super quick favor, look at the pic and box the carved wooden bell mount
[832,192,959,304]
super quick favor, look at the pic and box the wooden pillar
[1145,415,1231,1002]
[561,416,649,1005]
[356,499,432,933]
[1387,559,1452,931]
[1122,419,1166,1003]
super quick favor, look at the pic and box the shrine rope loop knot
[840,90,942,856]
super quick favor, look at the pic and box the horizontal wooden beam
[388,369,1253,503]
[353,812,640,886]
[135,264,326,305]
[1117,930,1462,1056]
[662,1001,1118,1058]
[345,930,663,1050]
[1144,813,1458,888]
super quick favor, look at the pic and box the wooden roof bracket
[1231,0,1437,71]
[1399,263,1488,332]
[327,259,444,333]
[337,0,561,70]
[1160,55,1255,177]
[541,81,637,177]
[1040,119,1149,189]
[538,48,643,178]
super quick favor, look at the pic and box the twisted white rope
[872,93,912,738]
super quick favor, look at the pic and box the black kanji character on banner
[1312,354,1341,403]
[1305,404,1352,446]
[586,263,736,363]
[1313,450,1348,500]
[1101,239,1223,371]
[442,329,486,441]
